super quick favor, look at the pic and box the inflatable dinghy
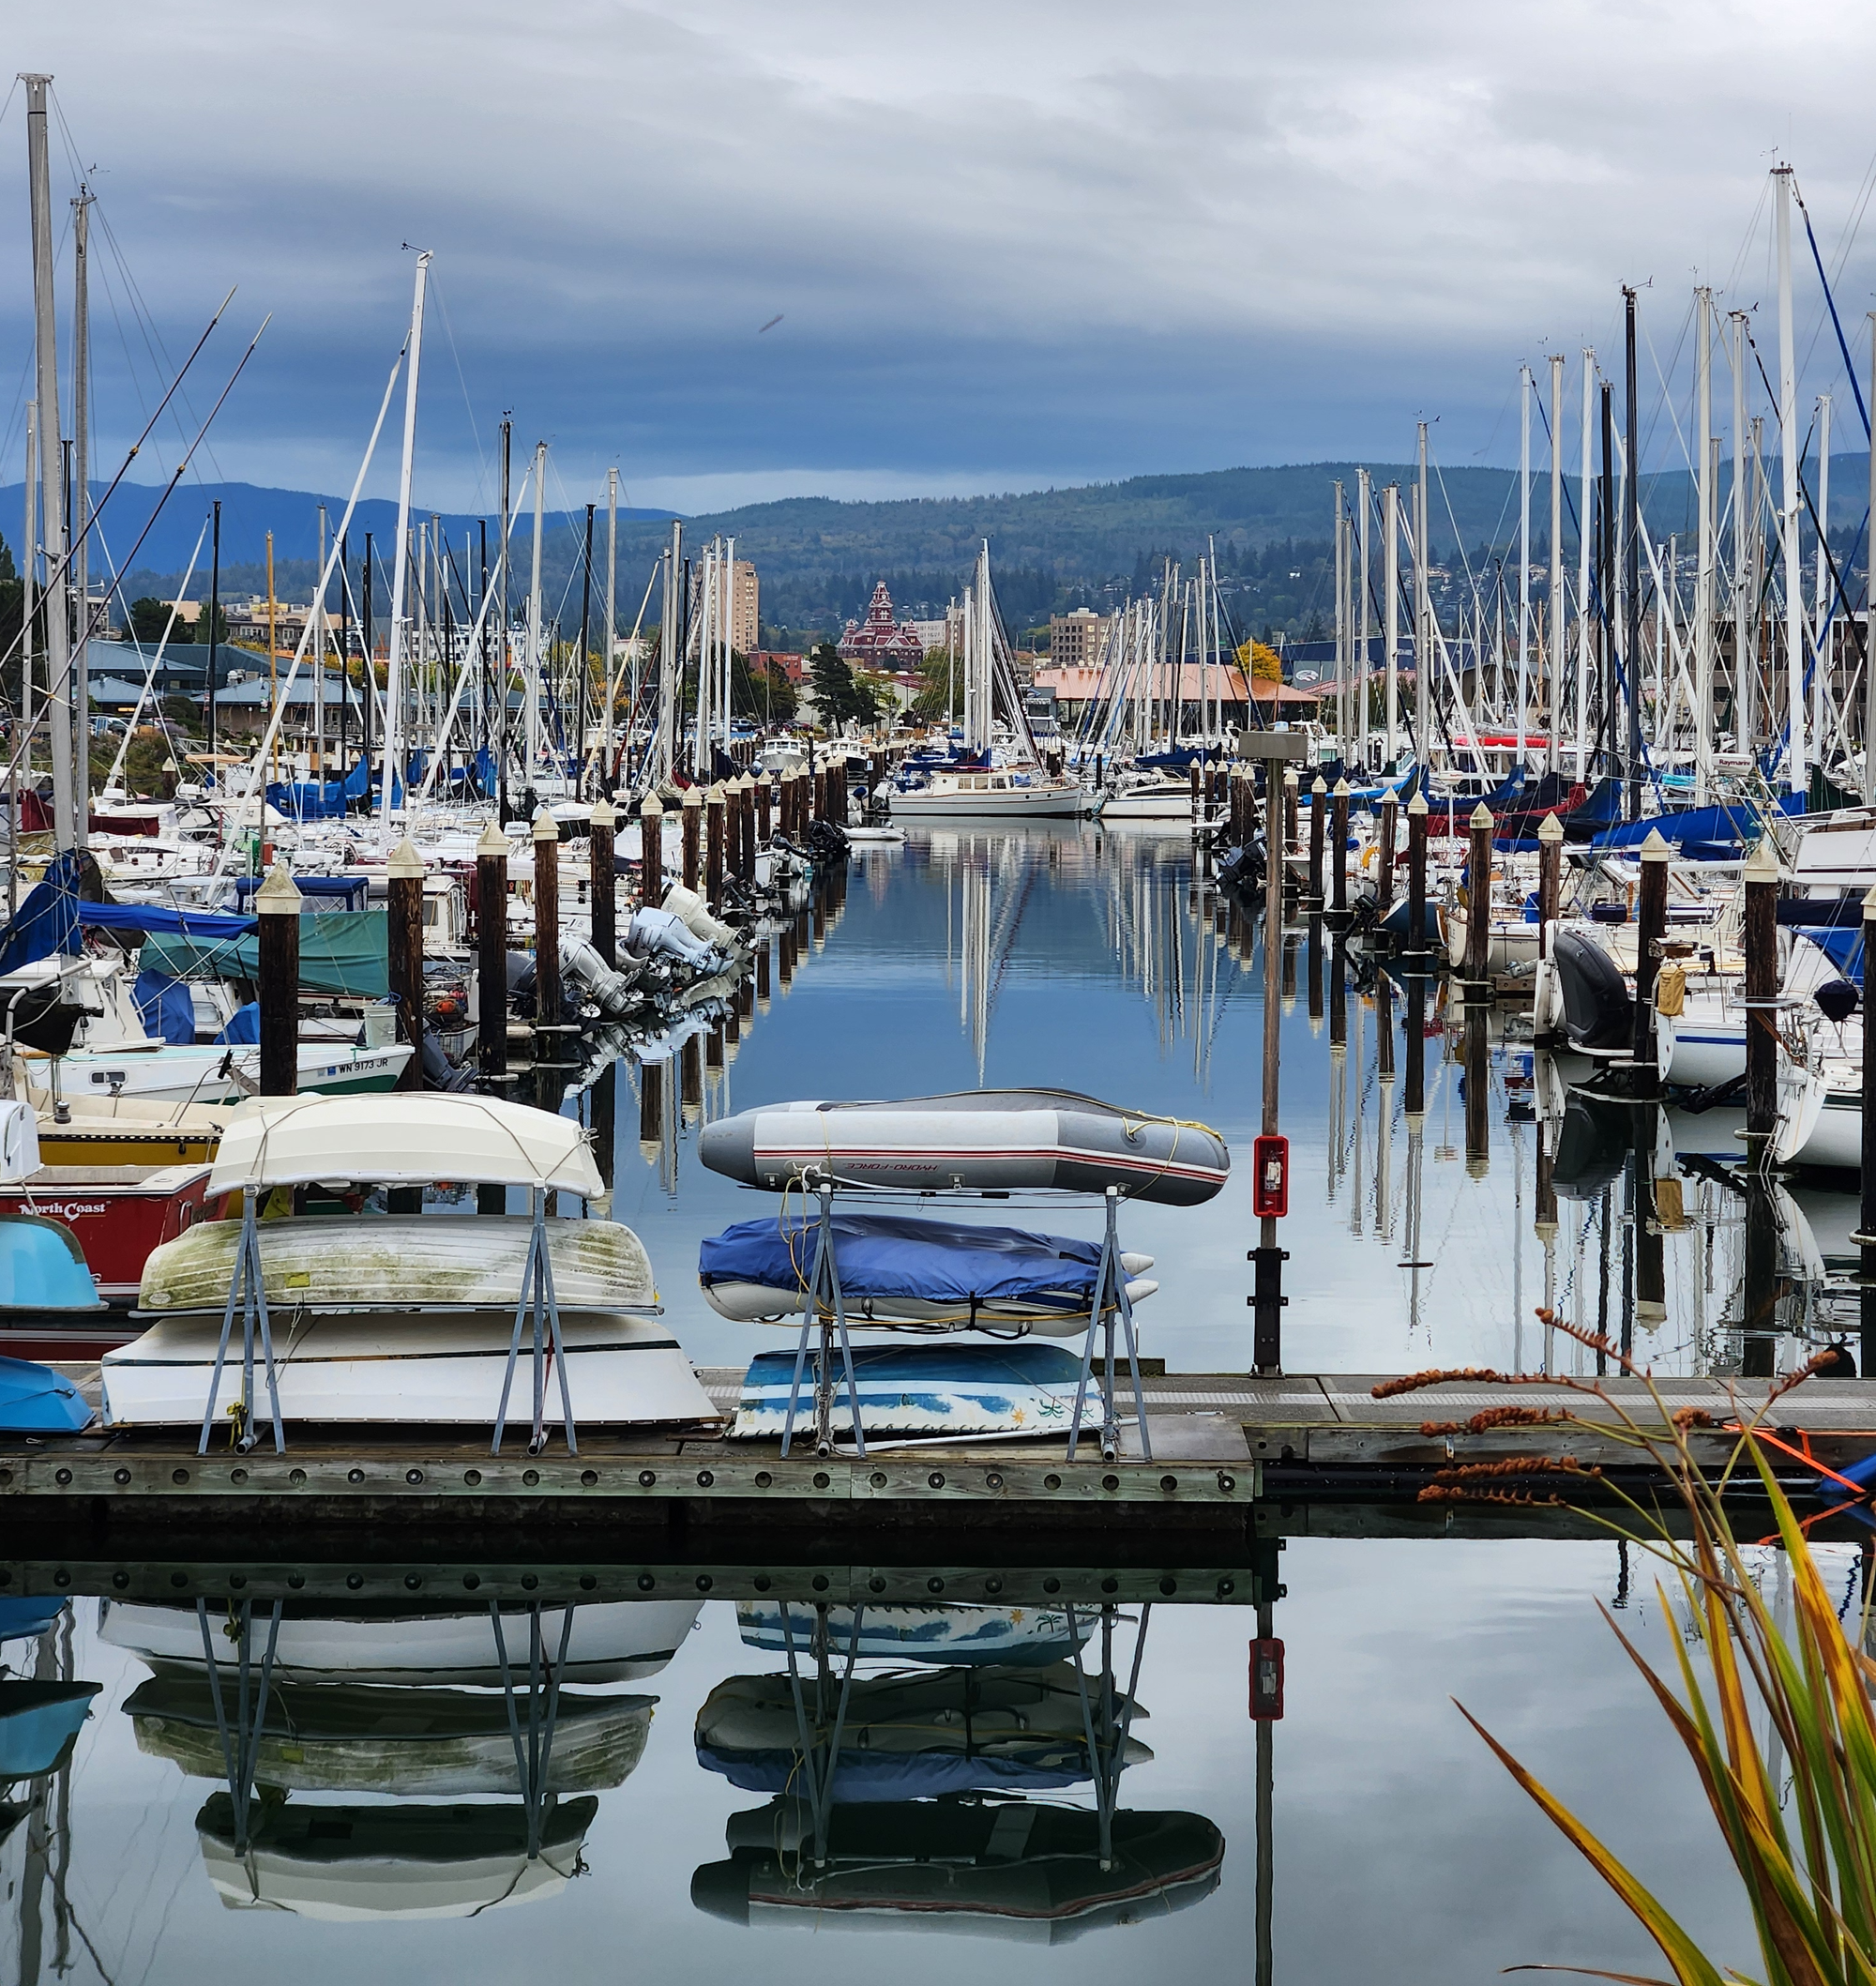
[699,1089,1229,1205]
[699,1211,1156,1332]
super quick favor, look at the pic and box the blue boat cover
[133,967,197,1044]
[0,1217,101,1311]
[0,853,254,976]
[0,1356,92,1433]
[1793,927,1865,989]
[700,1213,1107,1310]
[216,1002,262,1044]
[1590,803,1763,852]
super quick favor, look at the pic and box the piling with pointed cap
[681,784,702,894]
[639,792,664,909]
[705,781,726,905]
[1405,791,1429,963]
[533,810,562,1038]
[387,836,427,1093]
[1537,811,1565,949]
[1632,826,1672,1081]
[738,771,757,880]
[588,796,616,969]
[255,863,302,1098]
[1743,836,1779,1156]
[755,771,773,848]
[1282,767,1299,869]
[1464,803,1493,989]
[1329,778,1351,918]
[476,817,511,1088]
[1376,789,1398,914]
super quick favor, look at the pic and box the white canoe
[100,1308,719,1429]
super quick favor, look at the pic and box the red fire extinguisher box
[1251,1135,1289,1219]
[1249,1637,1285,1720]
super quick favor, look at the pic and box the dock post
[1630,827,1671,1091]
[1307,776,1325,906]
[1283,768,1299,874]
[1328,779,1351,922]
[255,865,302,1098]
[755,772,772,850]
[1463,1004,1489,1175]
[1462,803,1494,993]
[1633,1100,1665,1325]
[1256,743,1288,1373]
[705,782,726,905]
[1375,789,1397,915]
[1743,837,1778,1168]
[532,808,562,1051]
[1536,810,1564,960]
[1861,886,1876,1375]
[387,837,425,1095]
[1403,792,1429,966]
[1189,759,1203,820]
[738,772,757,880]
[681,785,702,894]
[474,822,509,1207]
[756,938,772,1011]
[639,793,663,908]
[588,796,616,969]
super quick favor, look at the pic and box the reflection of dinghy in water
[197,1793,597,1919]
[736,1602,1085,1667]
[127,1676,655,1796]
[733,1343,1085,1439]
[695,1663,1148,1799]
[701,1211,1157,1332]
[101,1597,702,1686]
[0,1680,100,1778]
[700,1090,1229,1205]
[692,1799,1224,1940]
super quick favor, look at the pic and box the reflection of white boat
[736,1602,1085,1667]
[693,1800,1224,1940]
[100,1094,719,1433]
[198,1794,598,1919]
[128,1675,655,1796]
[695,1663,1147,1798]
[732,1343,1084,1440]
[100,1598,702,1686]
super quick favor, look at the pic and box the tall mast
[1576,350,1595,779]
[1415,424,1430,770]
[604,466,617,777]
[1356,469,1371,770]
[1332,481,1348,753]
[1694,290,1715,806]
[315,504,327,781]
[496,417,511,823]
[1812,394,1830,787]
[1384,482,1399,765]
[22,75,72,850]
[1776,165,1804,796]
[70,186,92,844]
[1622,288,1643,821]
[658,520,680,784]
[1731,312,1751,761]
[1548,356,1564,775]
[380,248,431,841]
[1868,312,1876,806]
[1518,364,1531,770]
[525,439,547,796]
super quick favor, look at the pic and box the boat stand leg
[825,1196,864,1459]
[779,1308,812,1460]
[1116,1237,1152,1464]
[243,1202,284,1454]
[540,1239,577,1455]
[492,1188,544,1454]
[1067,1306,1099,1463]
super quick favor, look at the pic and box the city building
[690,559,760,654]
[1048,607,1111,670]
[837,581,927,669]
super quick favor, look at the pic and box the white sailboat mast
[1577,350,1595,780]
[1813,393,1830,783]
[1776,165,1805,795]
[1694,290,1714,808]
[380,248,431,842]
[1356,468,1371,769]
[1548,355,1564,775]
[1731,312,1751,758]
[1518,364,1531,768]
[1384,481,1399,764]
[525,440,547,789]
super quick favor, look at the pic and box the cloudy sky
[4,0,1875,513]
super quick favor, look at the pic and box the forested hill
[31,452,1864,646]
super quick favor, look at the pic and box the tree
[731,651,799,724]
[1237,638,1283,685]
[184,602,229,645]
[128,597,180,645]
[808,643,880,730]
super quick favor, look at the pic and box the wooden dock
[3,1368,1870,1543]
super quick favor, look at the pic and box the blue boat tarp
[0,855,255,977]
[0,1356,92,1434]
[700,1213,1107,1311]
[1793,927,1865,989]
[133,968,197,1044]
[1590,804,1764,852]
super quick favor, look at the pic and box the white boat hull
[100,1308,719,1429]
[54,1040,413,1107]
[891,784,1086,820]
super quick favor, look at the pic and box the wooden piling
[705,782,726,906]
[1375,791,1397,914]
[813,767,827,826]
[756,939,772,1010]
[533,810,562,1035]
[588,797,616,969]
[1329,778,1351,920]
[1283,769,1299,874]
[387,837,425,1094]
[755,772,772,849]
[1743,837,1778,1160]
[681,786,702,894]
[1632,826,1671,1084]
[255,864,301,1099]
[737,773,756,879]
[1536,811,1564,948]
[476,818,508,1087]
[1189,761,1203,819]
[639,794,664,909]
[1464,804,1492,989]
[1405,792,1429,962]
[1463,1005,1490,1175]
[1307,776,1326,906]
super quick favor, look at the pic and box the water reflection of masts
[1401,977,1430,1339]
[1349,985,1366,1237]
[1326,938,1347,1203]
[15,1608,78,1986]
[1376,972,1396,1244]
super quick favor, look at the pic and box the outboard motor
[1551,929,1633,1051]
[560,936,648,1020]
[627,906,725,973]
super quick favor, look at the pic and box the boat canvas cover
[204,1093,604,1195]
[732,1343,1083,1439]
[0,851,253,976]
[139,910,389,999]
[701,1213,1112,1312]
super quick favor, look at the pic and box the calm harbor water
[6,821,1858,1983]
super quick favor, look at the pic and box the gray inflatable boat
[696,1088,1230,1205]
